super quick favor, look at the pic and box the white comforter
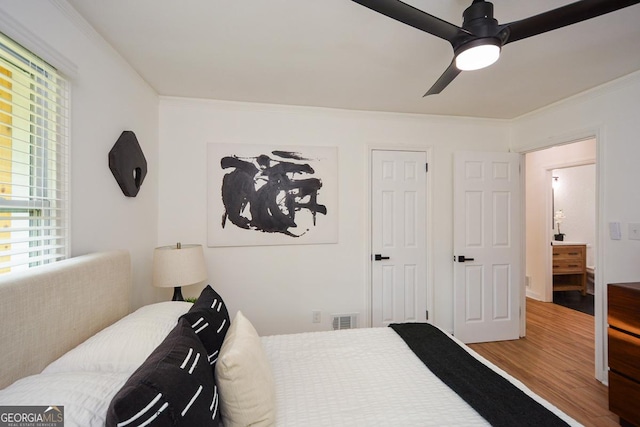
[262,327,581,427]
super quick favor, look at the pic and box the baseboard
[526,289,544,301]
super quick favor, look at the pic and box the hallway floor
[553,290,594,316]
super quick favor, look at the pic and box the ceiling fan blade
[502,0,640,44]
[351,0,470,43]
[424,60,461,96]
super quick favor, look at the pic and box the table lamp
[153,243,207,301]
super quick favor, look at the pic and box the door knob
[374,254,390,261]
[456,255,475,262]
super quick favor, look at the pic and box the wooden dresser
[552,244,587,295]
[608,282,640,426]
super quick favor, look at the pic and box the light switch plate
[609,222,622,240]
[629,223,640,240]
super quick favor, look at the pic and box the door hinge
[425,163,428,172]
[425,310,429,320]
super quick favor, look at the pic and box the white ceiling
[66,0,640,119]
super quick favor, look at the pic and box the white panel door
[371,150,427,327]
[453,151,521,343]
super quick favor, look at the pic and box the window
[0,32,69,274]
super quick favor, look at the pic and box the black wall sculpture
[109,131,147,197]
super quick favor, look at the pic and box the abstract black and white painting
[207,144,338,247]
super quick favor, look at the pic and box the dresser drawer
[609,371,640,425]
[608,327,640,380]
[608,283,640,335]
[552,245,584,260]
[552,259,584,274]
[552,245,585,275]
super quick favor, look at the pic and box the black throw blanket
[390,323,570,427]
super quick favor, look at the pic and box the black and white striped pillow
[106,318,220,427]
[181,285,230,368]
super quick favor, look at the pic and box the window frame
[0,32,70,274]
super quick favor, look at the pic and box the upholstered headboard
[0,250,131,389]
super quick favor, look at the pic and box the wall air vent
[331,313,358,330]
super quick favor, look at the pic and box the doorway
[524,138,596,304]
[524,138,597,353]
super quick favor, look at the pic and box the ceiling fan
[351,0,640,96]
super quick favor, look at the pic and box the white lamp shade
[153,244,207,288]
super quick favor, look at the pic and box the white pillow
[0,371,129,427]
[215,311,276,427]
[44,301,192,374]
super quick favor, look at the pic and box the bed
[0,251,582,426]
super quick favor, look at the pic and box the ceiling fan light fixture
[455,40,501,71]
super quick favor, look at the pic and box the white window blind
[0,32,69,273]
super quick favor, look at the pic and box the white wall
[525,140,596,301]
[158,97,510,335]
[512,70,640,381]
[0,1,160,309]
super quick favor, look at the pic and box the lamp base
[172,286,184,301]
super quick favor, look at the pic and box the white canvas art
[207,144,338,247]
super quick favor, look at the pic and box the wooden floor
[469,298,619,427]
